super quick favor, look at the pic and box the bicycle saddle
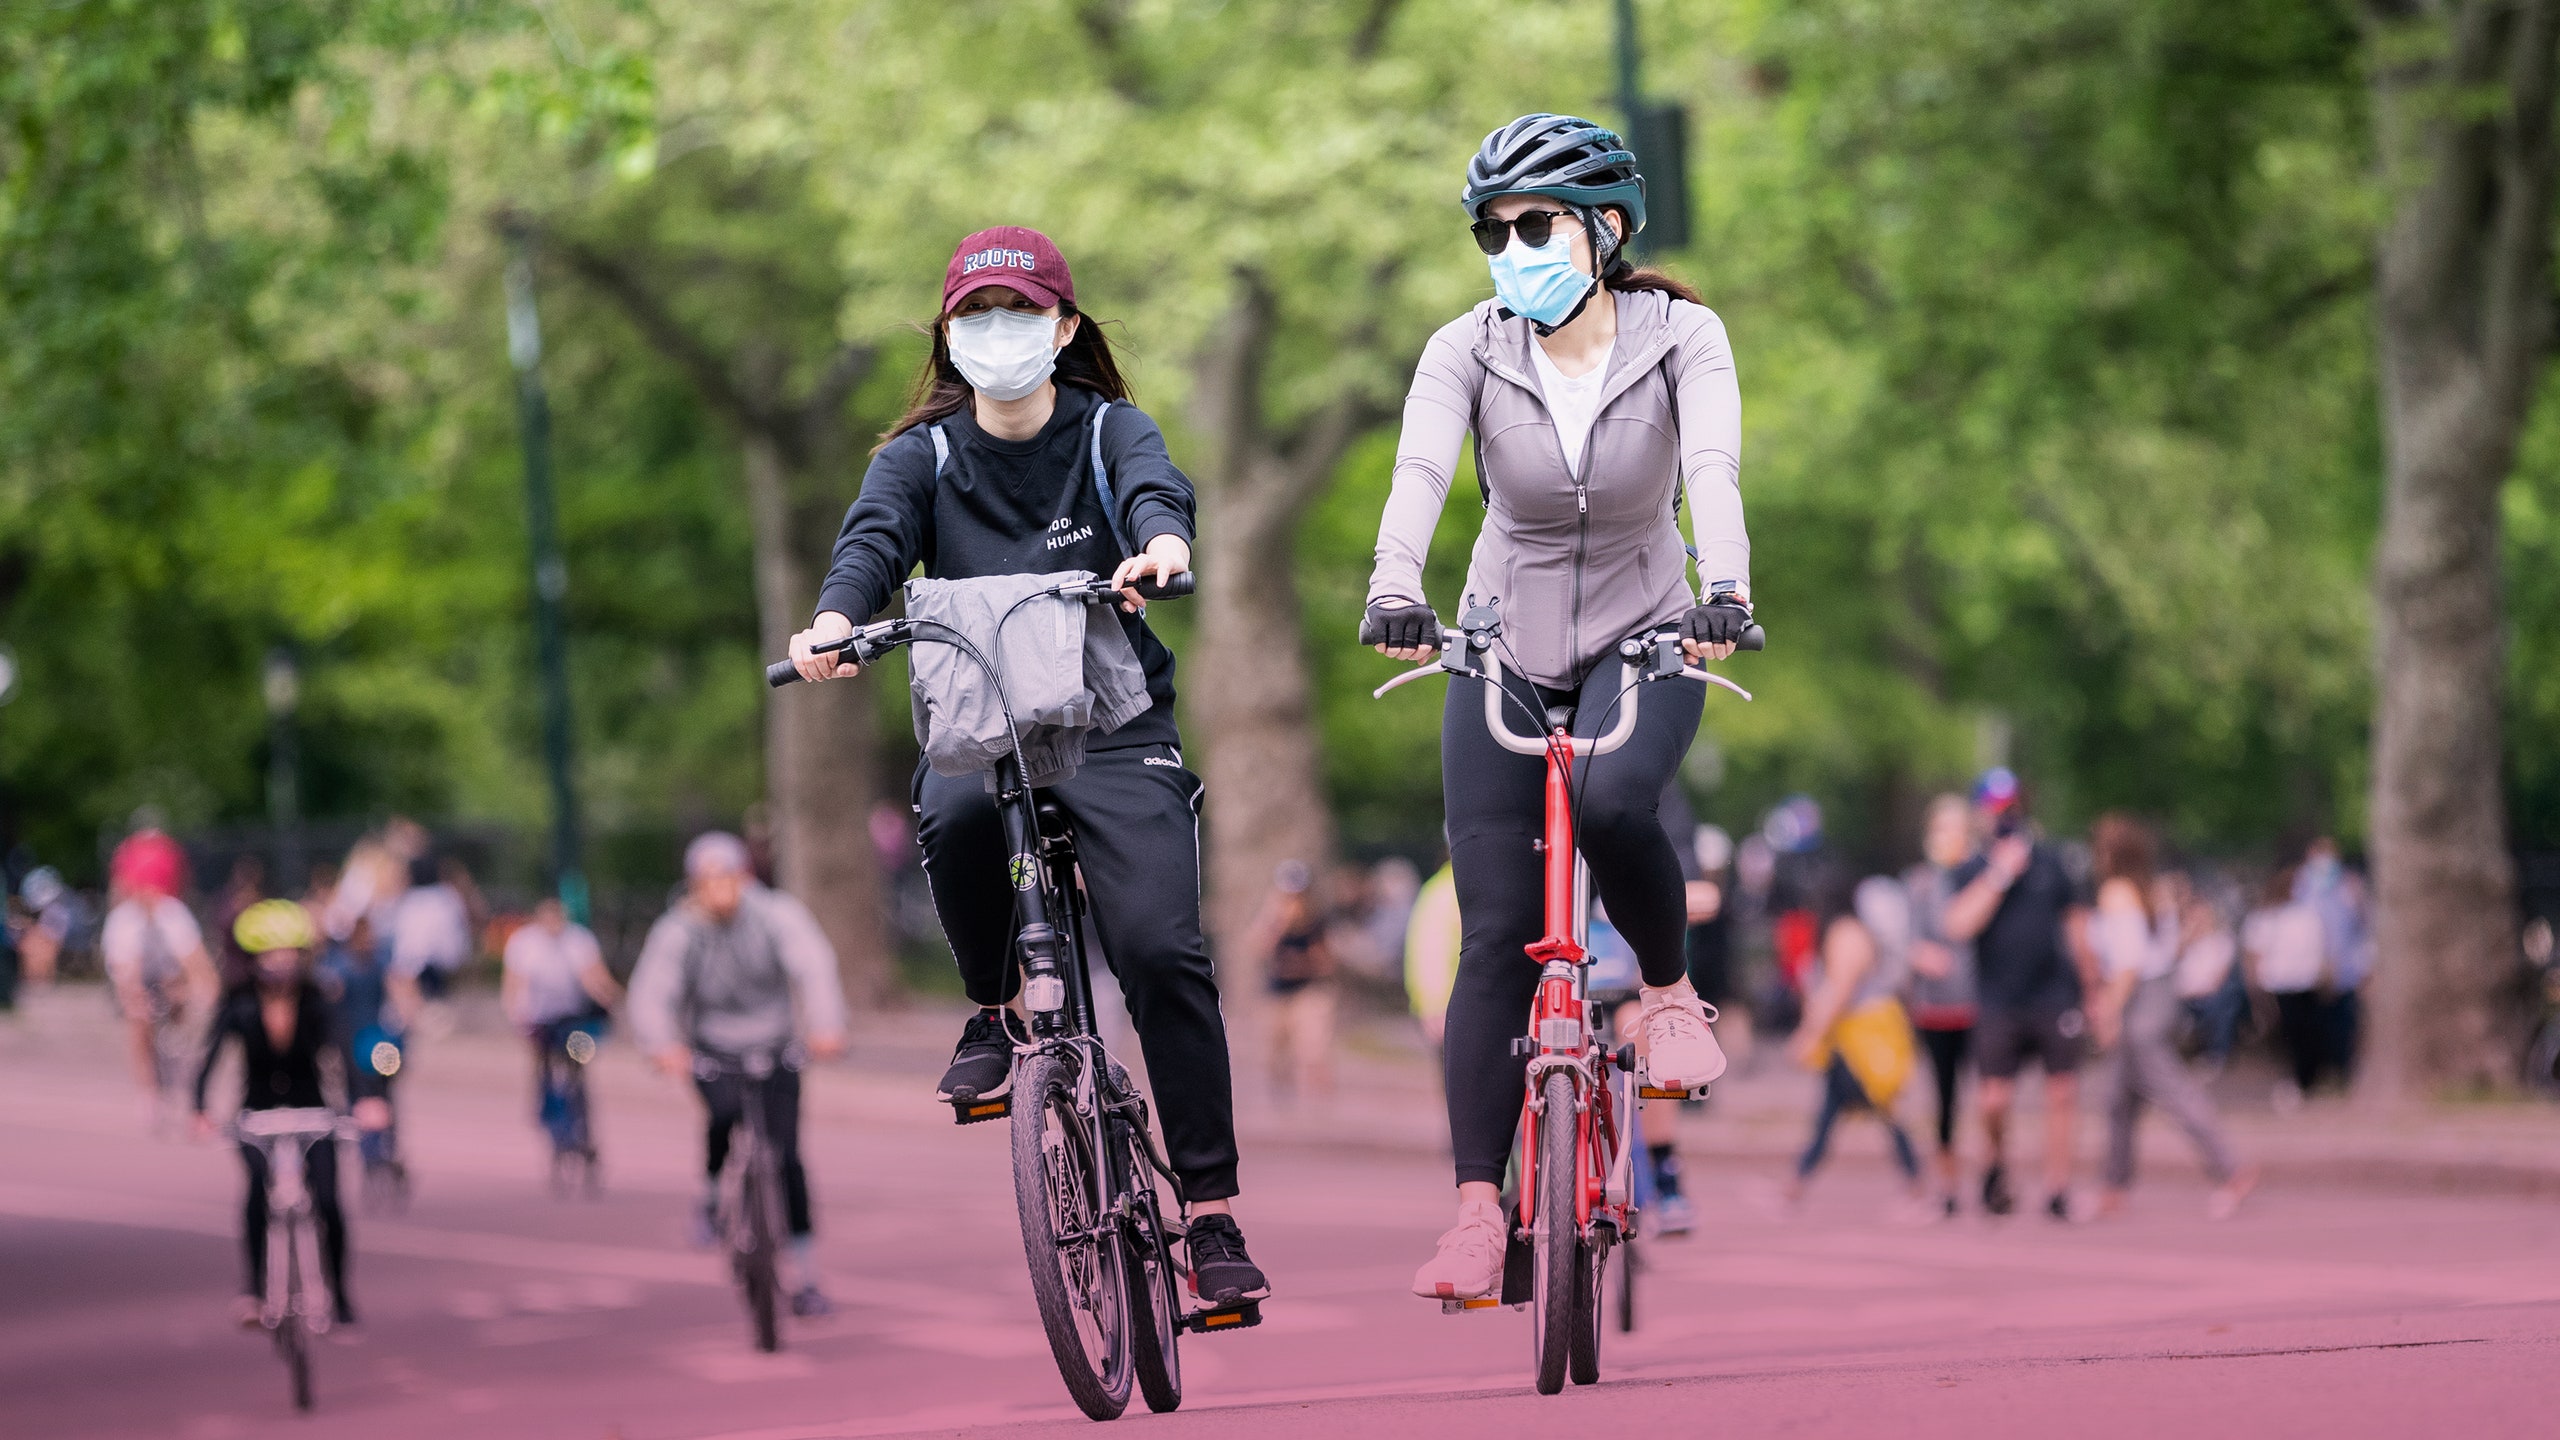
[1034,797,1073,839]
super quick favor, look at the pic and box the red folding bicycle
[1376,603,1759,1394]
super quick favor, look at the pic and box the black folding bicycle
[769,571,1257,1420]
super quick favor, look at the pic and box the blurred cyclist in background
[629,832,846,1317]
[193,900,355,1328]
[504,896,622,1162]
[101,830,219,1131]
[316,913,406,1205]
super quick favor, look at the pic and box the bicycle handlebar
[1370,617,1762,757]
[766,572,1195,688]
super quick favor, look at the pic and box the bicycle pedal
[1182,1299,1262,1335]
[1439,1296,1505,1315]
[949,1095,1011,1125]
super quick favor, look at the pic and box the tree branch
[536,222,766,434]
[1351,0,1408,60]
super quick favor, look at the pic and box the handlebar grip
[766,659,802,689]
[1131,572,1194,601]
[1739,624,1766,652]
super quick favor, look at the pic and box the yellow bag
[1808,997,1916,1108]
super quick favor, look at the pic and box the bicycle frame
[1373,612,1755,1322]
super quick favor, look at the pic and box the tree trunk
[1192,462,1338,981]
[2359,0,2558,1102]
[745,430,896,1005]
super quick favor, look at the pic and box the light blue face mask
[1487,231,1596,328]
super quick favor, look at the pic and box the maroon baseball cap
[942,226,1074,313]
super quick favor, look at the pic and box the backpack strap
[1088,400,1132,557]
[929,423,950,477]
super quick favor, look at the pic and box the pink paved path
[3,986,2554,1439]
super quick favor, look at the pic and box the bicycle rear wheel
[277,1216,313,1411]
[1529,1070,1580,1396]
[1615,1232,1637,1333]
[1123,1155,1183,1414]
[1570,1230,1605,1385]
[1012,1048,1135,1421]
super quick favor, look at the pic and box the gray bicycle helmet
[1463,113,1649,257]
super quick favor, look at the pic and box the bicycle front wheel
[735,1153,783,1353]
[1529,1070,1581,1396]
[1012,1048,1135,1421]
[1123,1160,1184,1414]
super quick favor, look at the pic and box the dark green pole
[1614,0,1643,134]
[502,227,589,924]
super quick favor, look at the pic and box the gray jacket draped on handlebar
[905,571,1152,787]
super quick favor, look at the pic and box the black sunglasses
[1469,209,1580,256]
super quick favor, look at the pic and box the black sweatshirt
[195,981,334,1113]
[816,385,1196,751]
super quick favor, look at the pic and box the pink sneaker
[1410,1198,1508,1300]
[1641,983,1727,1091]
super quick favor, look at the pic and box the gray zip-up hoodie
[1367,287,1747,689]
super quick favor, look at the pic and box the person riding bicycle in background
[785,225,1267,1307]
[191,899,356,1329]
[1361,114,1748,1300]
[315,914,406,1196]
[101,829,221,1131]
[628,832,847,1318]
[504,896,622,1159]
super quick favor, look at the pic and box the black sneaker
[2045,1191,2073,1223]
[790,1285,832,1318]
[1981,1164,2016,1216]
[936,1010,1018,1103]
[1185,1214,1270,1306]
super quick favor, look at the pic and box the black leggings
[239,1140,347,1303]
[914,742,1241,1202]
[697,1068,812,1238]
[1440,667,1705,1187]
[1920,1026,1971,1153]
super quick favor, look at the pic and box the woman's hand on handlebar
[790,611,860,684]
[1111,535,1190,613]
[1364,598,1439,664]
[1679,599,1751,664]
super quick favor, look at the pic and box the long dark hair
[2091,811,2159,923]
[1595,204,1706,305]
[878,302,1132,451]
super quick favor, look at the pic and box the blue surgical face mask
[1487,231,1595,328]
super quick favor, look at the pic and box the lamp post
[502,223,590,924]
[1612,0,1692,258]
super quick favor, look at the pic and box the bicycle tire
[1570,1229,1605,1385]
[1012,1048,1134,1420]
[1123,1154,1184,1414]
[1529,1070,1580,1396]
[736,1148,783,1353]
[1615,1231,1637,1333]
[278,1215,313,1411]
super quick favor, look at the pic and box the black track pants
[1439,667,1705,1187]
[913,742,1242,1202]
[698,1067,812,1237]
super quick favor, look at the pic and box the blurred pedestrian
[12,866,88,987]
[2244,862,2329,1107]
[1903,793,1978,1217]
[2173,873,2247,1076]
[2296,838,2372,1081]
[1941,769,2090,1220]
[389,855,473,1005]
[1783,876,1923,1210]
[1249,860,1338,1102]
[1359,856,1423,984]
[100,830,219,1130]
[316,913,406,1201]
[628,832,847,1317]
[2086,816,2255,1219]
[1685,823,1736,1008]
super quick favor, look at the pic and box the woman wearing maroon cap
[787,226,1266,1307]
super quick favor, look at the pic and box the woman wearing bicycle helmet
[1364,114,1749,1299]
[193,900,357,1327]
[784,227,1265,1305]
